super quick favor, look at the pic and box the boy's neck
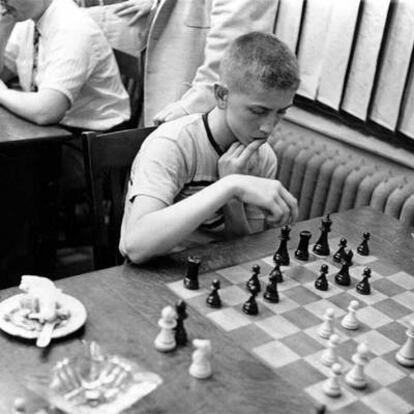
[207,107,237,153]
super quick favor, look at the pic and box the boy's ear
[214,83,228,109]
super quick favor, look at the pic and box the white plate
[0,293,87,340]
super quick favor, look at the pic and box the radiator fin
[309,152,338,218]
[370,176,406,212]
[298,149,328,220]
[338,165,375,212]
[354,168,391,207]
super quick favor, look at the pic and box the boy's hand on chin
[218,140,262,177]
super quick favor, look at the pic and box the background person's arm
[0,83,70,124]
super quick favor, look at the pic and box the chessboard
[166,226,414,414]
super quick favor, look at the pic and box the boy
[120,32,300,264]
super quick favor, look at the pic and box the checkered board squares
[166,240,414,413]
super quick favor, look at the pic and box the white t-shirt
[119,113,278,255]
[4,0,130,131]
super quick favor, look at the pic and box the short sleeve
[38,31,92,104]
[126,136,189,206]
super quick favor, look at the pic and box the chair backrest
[82,127,156,269]
[113,49,142,128]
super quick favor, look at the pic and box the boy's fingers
[129,10,145,25]
[238,140,263,163]
[279,187,299,223]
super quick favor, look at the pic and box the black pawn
[246,265,261,293]
[313,214,332,256]
[184,256,200,290]
[295,230,312,261]
[274,225,291,266]
[263,274,279,303]
[357,232,370,256]
[334,249,353,286]
[269,254,283,283]
[242,289,259,315]
[315,264,329,291]
[356,267,371,295]
[206,279,221,308]
[175,300,188,346]
[333,238,347,263]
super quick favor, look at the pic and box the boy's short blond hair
[220,31,300,93]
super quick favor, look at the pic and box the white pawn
[319,308,335,339]
[396,320,414,367]
[341,300,360,330]
[323,362,342,397]
[321,334,340,367]
[345,342,369,389]
[189,339,212,379]
[154,306,177,352]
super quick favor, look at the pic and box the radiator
[271,134,414,226]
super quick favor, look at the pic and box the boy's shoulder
[147,113,205,145]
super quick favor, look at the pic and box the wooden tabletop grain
[0,106,72,146]
[0,207,412,413]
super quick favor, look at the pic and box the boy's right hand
[231,174,299,226]
[218,140,264,178]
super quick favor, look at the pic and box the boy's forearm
[123,175,241,263]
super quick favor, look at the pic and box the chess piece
[184,256,201,290]
[333,238,347,263]
[206,279,222,308]
[318,308,335,339]
[242,289,259,315]
[313,214,332,256]
[263,273,279,303]
[356,267,371,295]
[269,254,283,283]
[315,405,326,414]
[323,363,342,397]
[189,339,212,379]
[295,230,312,261]
[315,264,329,291]
[175,300,188,346]
[357,232,370,256]
[396,320,414,367]
[345,343,369,389]
[246,265,261,293]
[334,250,353,286]
[273,225,291,266]
[341,300,360,330]
[154,306,177,352]
[321,334,340,366]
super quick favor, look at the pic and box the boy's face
[221,84,295,146]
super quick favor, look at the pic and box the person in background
[73,0,153,59]
[0,0,130,286]
[120,32,300,264]
[109,0,279,126]
[0,0,130,131]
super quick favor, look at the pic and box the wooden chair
[82,126,156,269]
[113,49,142,128]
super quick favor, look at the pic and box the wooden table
[0,107,73,284]
[0,207,413,413]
